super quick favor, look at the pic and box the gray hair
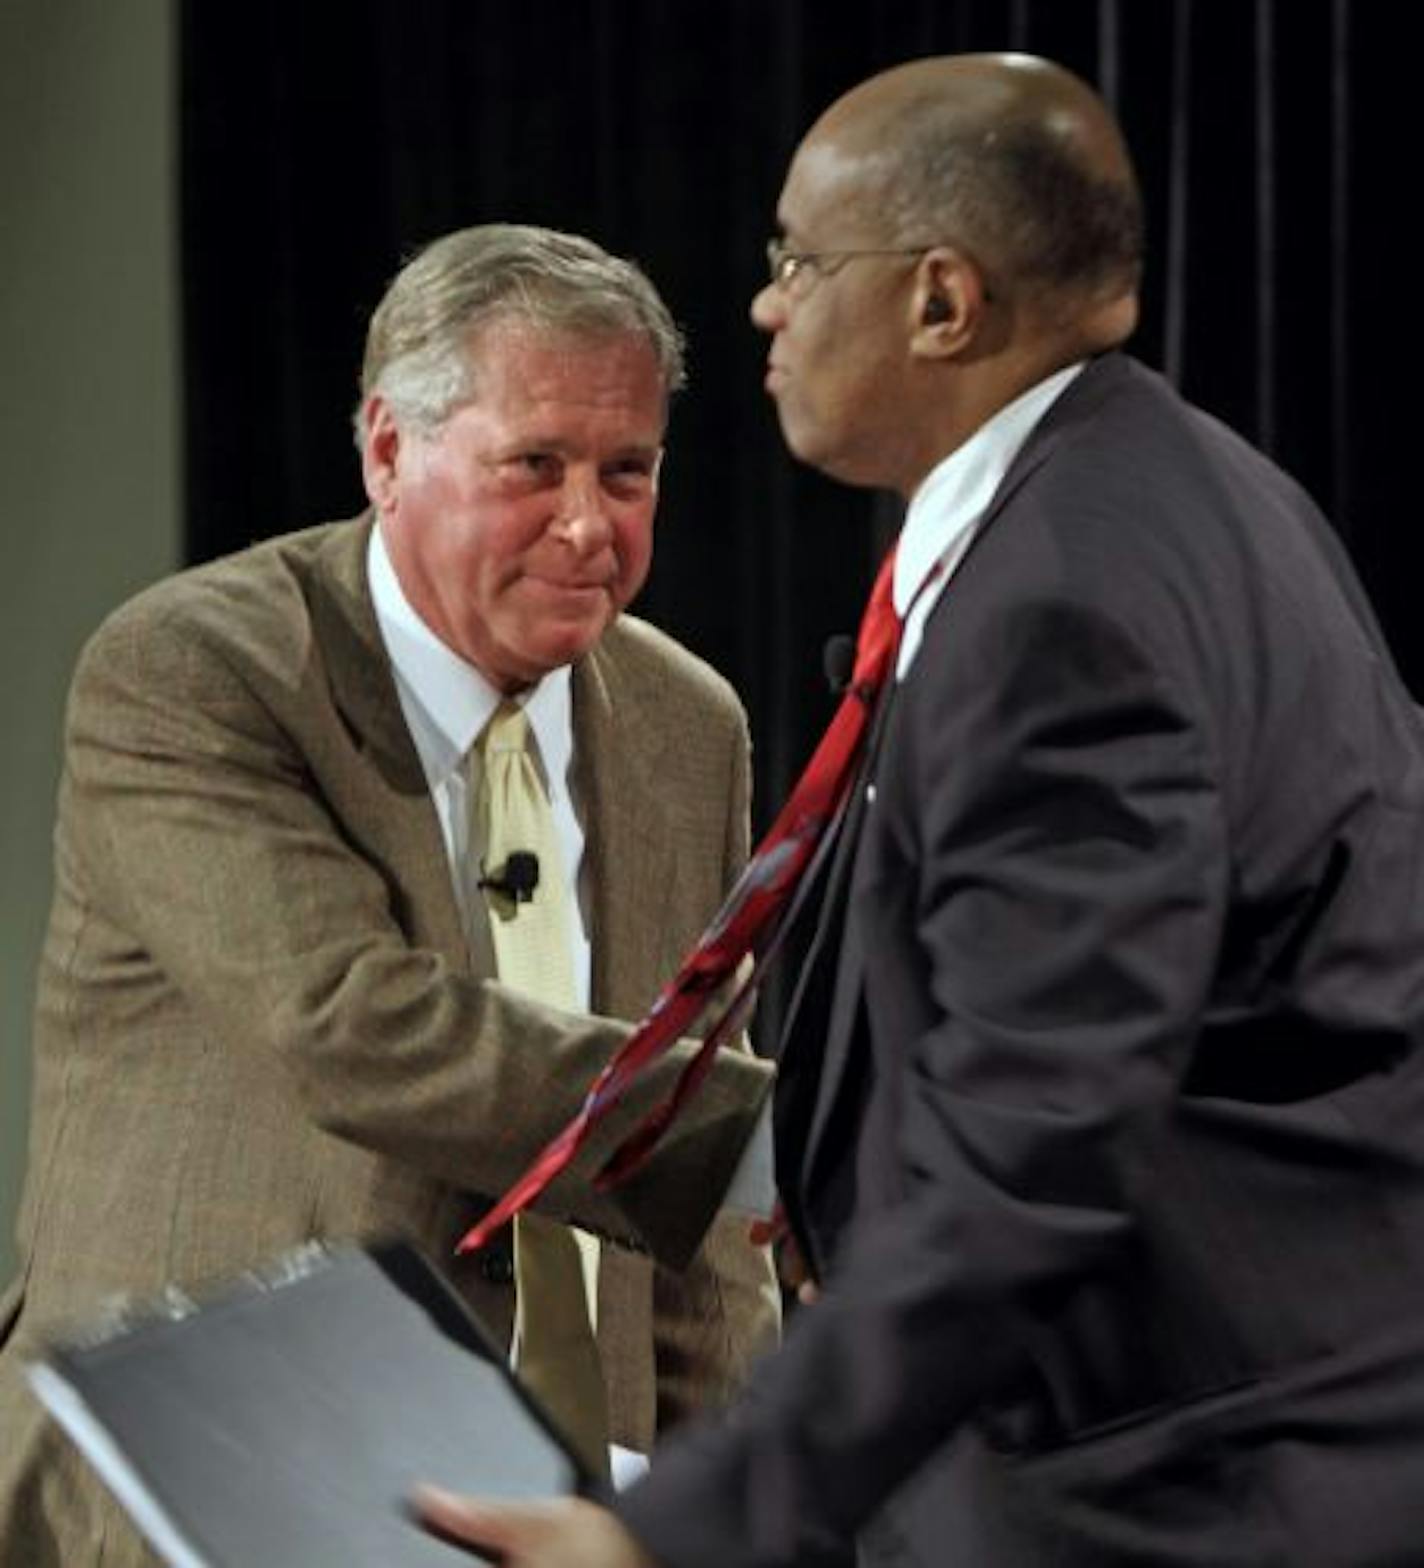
[355,224,686,439]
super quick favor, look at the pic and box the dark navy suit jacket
[621,353,1424,1566]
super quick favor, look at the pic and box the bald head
[753,54,1143,494]
[809,53,1142,324]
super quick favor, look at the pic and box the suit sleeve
[60,597,768,1272]
[617,588,1229,1565]
[651,703,781,1431]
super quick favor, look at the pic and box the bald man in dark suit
[429,55,1424,1568]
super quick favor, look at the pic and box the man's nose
[555,475,614,552]
[750,280,786,332]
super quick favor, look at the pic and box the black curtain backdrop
[180,0,1408,1042]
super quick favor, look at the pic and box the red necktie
[457,546,904,1255]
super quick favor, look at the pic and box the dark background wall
[179,0,1409,1045]
[180,0,1409,826]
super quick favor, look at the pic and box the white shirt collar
[367,521,573,792]
[893,360,1086,621]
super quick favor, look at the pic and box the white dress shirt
[894,361,1085,678]
[366,523,592,1006]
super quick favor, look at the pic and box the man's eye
[604,461,655,487]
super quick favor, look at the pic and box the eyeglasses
[765,238,936,293]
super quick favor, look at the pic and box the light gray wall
[0,0,179,1280]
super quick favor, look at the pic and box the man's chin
[466,622,609,691]
[777,409,837,475]
[531,619,616,674]
[780,420,882,490]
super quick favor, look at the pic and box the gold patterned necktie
[471,701,609,1479]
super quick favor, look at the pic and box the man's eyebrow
[491,437,663,462]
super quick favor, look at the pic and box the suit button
[476,1251,515,1286]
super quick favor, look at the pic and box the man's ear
[359,396,404,513]
[909,248,991,358]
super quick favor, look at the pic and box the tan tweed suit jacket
[0,517,778,1566]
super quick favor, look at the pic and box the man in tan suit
[0,224,778,1565]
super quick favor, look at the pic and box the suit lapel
[771,769,868,1256]
[789,680,902,1201]
[310,518,430,786]
[307,517,468,965]
[571,638,678,1017]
